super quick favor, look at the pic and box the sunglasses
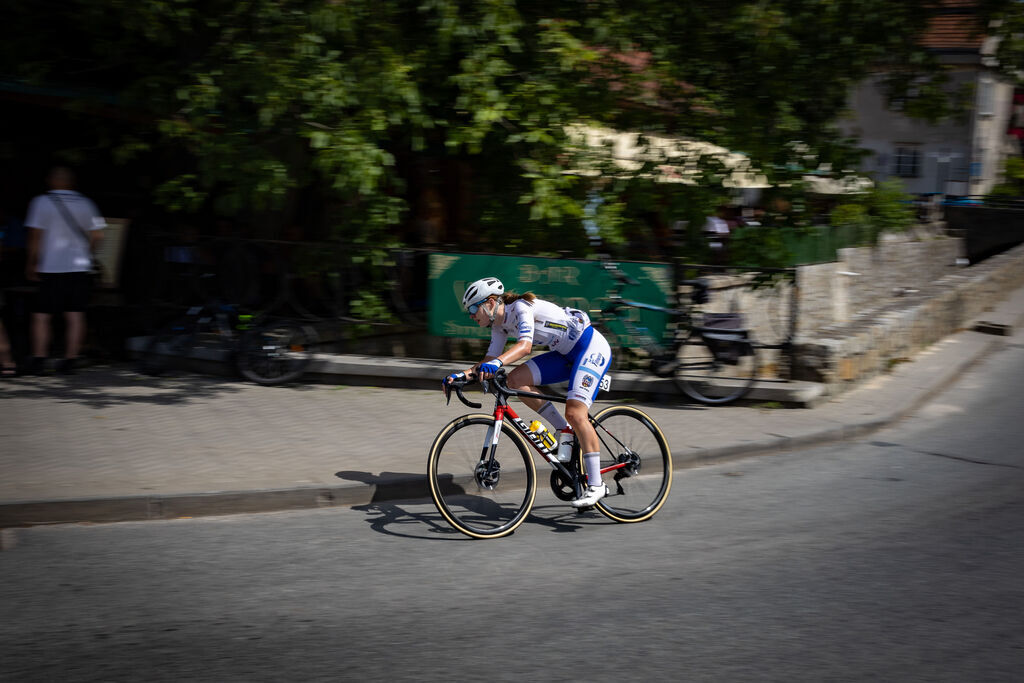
[467,299,489,315]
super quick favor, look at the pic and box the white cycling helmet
[461,277,504,311]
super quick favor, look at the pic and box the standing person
[442,277,613,508]
[0,287,13,374]
[0,321,13,376]
[0,224,15,375]
[24,166,105,374]
[703,204,732,257]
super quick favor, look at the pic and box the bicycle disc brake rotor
[475,460,501,490]
[549,469,577,501]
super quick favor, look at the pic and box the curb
[0,418,950,528]
[126,335,827,405]
[3,305,1017,529]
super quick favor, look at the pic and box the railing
[127,230,802,372]
[131,229,430,329]
[943,195,1024,209]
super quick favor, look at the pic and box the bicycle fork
[477,406,588,498]
[476,415,504,491]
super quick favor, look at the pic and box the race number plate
[599,375,612,392]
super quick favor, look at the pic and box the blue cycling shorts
[524,325,612,407]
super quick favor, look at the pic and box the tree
[4,0,1010,263]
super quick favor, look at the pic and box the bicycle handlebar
[444,369,557,408]
[600,260,641,287]
[599,257,709,303]
[444,373,482,409]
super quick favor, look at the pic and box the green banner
[428,253,673,343]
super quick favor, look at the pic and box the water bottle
[528,421,557,451]
[557,427,574,462]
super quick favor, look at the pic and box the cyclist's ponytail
[501,292,536,306]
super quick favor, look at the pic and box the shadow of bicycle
[348,498,606,541]
[336,469,611,539]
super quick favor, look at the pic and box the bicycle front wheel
[237,322,315,386]
[428,415,537,539]
[590,405,672,523]
[673,329,757,405]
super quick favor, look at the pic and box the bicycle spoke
[673,331,757,404]
[238,322,315,386]
[428,416,536,538]
[590,406,672,522]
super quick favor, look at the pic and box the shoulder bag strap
[48,192,98,271]
[48,192,94,249]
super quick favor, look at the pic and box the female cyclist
[443,277,612,508]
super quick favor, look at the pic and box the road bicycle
[137,299,317,386]
[429,370,672,539]
[594,260,761,405]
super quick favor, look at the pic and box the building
[840,0,1017,197]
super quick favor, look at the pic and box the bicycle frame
[602,297,685,359]
[433,369,673,537]
[450,373,633,493]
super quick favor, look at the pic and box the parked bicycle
[137,299,317,386]
[594,260,760,405]
[429,370,672,539]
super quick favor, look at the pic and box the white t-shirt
[704,216,730,234]
[25,191,106,273]
[486,298,590,357]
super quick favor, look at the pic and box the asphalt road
[3,340,1023,682]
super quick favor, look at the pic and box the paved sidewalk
[2,283,1023,527]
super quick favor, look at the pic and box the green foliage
[989,1,1024,87]
[349,290,396,335]
[989,157,1024,197]
[2,0,983,288]
[728,225,792,269]
[866,179,916,235]
[830,179,914,245]
[830,203,873,244]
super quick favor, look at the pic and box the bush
[866,179,915,235]
[830,203,873,244]
[988,157,1024,197]
[728,225,792,268]
[829,179,914,245]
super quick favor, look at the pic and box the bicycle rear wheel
[237,322,316,386]
[590,405,672,522]
[428,415,537,539]
[673,329,757,405]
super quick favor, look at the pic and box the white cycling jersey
[486,298,590,357]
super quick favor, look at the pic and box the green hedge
[729,224,862,267]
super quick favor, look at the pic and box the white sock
[584,453,602,487]
[538,401,568,431]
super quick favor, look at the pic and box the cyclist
[443,277,612,508]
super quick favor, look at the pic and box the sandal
[1,365,15,378]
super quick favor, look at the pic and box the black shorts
[35,272,92,314]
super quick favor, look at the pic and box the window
[978,77,994,117]
[893,146,921,178]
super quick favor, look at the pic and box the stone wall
[796,235,965,334]
[693,235,966,381]
[793,241,1024,393]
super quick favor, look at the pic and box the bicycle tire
[137,318,198,377]
[589,405,672,523]
[428,414,537,539]
[237,321,316,386]
[673,328,757,405]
